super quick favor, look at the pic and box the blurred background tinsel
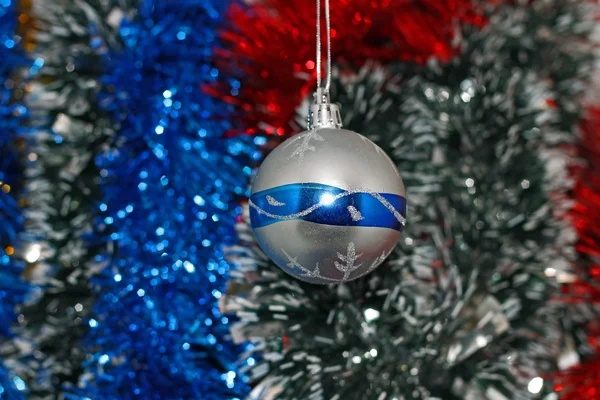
[0,0,599,399]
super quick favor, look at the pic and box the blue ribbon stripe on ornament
[250,183,406,231]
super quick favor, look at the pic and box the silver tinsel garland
[222,1,598,399]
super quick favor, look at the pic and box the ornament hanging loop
[309,0,342,130]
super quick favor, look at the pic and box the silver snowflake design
[334,242,363,281]
[281,248,333,281]
[367,250,390,273]
[280,242,386,283]
[283,130,325,162]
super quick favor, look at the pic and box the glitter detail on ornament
[366,249,391,274]
[347,206,364,221]
[334,242,362,281]
[283,130,325,162]
[282,248,329,281]
[266,195,285,206]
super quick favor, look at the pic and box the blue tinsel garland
[80,1,260,398]
[0,0,29,399]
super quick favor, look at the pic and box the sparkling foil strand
[78,1,258,398]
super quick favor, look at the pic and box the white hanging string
[316,0,321,90]
[325,0,332,93]
[315,0,332,98]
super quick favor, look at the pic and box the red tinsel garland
[554,321,600,399]
[554,108,600,398]
[554,352,600,399]
[561,107,600,304]
[572,108,600,263]
[207,0,486,137]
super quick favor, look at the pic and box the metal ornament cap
[250,126,406,285]
[308,88,343,130]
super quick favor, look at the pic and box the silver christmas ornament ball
[249,125,406,284]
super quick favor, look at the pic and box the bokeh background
[1,0,600,399]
